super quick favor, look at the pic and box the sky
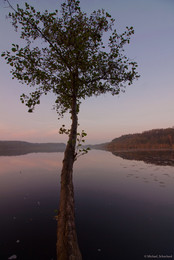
[0,0,174,144]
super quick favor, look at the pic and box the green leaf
[24,76,29,80]
[106,12,111,18]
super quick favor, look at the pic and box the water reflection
[112,150,174,166]
[75,151,174,260]
[0,151,174,260]
[111,151,174,189]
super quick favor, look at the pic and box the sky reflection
[0,150,174,259]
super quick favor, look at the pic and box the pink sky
[0,0,174,144]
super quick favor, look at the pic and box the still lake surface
[0,150,174,260]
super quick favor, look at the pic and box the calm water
[0,150,174,260]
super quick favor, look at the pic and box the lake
[0,150,174,260]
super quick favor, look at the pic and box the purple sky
[0,0,174,144]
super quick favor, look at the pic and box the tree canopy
[2,0,139,118]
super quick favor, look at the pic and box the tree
[2,0,139,259]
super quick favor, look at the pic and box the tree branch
[5,0,72,74]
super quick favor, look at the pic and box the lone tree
[2,0,139,259]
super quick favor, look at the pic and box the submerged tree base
[57,166,82,260]
[57,168,82,260]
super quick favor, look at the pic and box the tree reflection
[112,150,174,166]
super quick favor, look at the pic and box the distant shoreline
[0,141,66,156]
[1,141,174,166]
[1,139,174,156]
[1,127,174,158]
[107,148,174,152]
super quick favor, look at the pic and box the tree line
[107,128,174,150]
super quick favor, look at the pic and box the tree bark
[57,96,82,260]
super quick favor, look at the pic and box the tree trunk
[57,97,82,260]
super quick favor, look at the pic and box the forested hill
[106,128,174,151]
[0,141,66,156]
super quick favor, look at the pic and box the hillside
[0,141,66,156]
[106,128,174,151]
